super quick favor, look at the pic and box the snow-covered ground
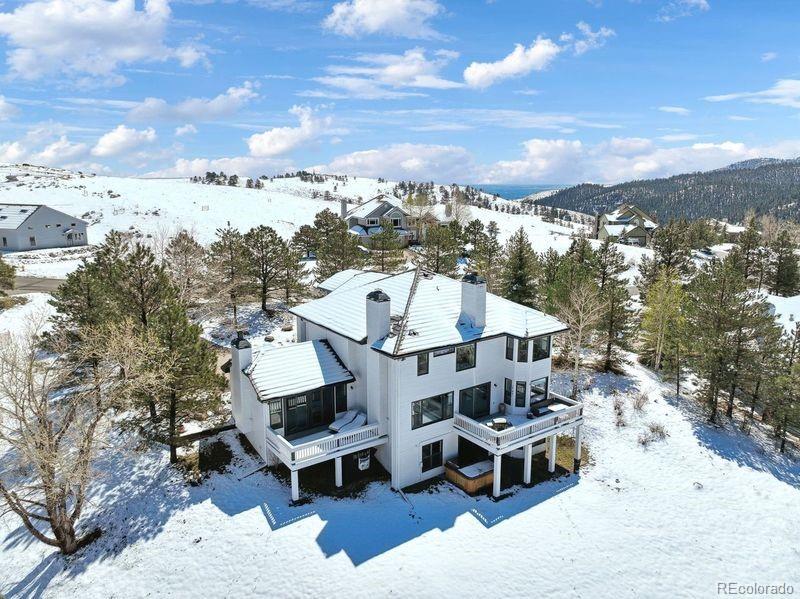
[1,296,797,598]
[0,164,601,279]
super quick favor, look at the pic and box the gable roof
[0,204,41,229]
[346,194,408,220]
[292,268,568,357]
[245,339,354,401]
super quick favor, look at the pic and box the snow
[0,292,55,334]
[2,300,798,599]
[765,293,800,334]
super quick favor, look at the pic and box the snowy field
[1,295,798,598]
[0,165,589,279]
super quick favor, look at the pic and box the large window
[532,336,551,362]
[268,399,282,430]
[459,383,491,420]
[456,343,476,371]
[530,377,548,404]
[505,337,514,361]
[417,352,429,376]
[412,392,454,429]
[504,378,512,405]
[515,381,526,408]
[517,339,529,362]
[391,217,402,227]
[421,440,443,472]
[335,383,348,413]
[284,388,335,435]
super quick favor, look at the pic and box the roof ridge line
[393,266,422,353]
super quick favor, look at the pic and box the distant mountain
[538,158,800,223]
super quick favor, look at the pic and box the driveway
[9,276,64,296]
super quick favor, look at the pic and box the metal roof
[292,268,568,356]
[0,204,40,229]
[346,194,407,220]
[317,269,390,293]
[245,339,354,401]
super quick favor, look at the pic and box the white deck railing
[454,392,583,451]
[266,424,382,466]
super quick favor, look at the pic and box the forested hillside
[540,159,800,222]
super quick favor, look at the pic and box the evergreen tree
[243,225,282,312]
[368,219,404,273]
[153,299,225,463]
[312,209,342,247]
[465,219,484,247]
[486,221,500,240]
[291,224,317,258]
[472,231,504,293]
[164,230,206,306]
[768,229,799,296]
[49,261,114,335]
[276,242,307,305]
[0,254,15,297]
[500,227,537,306]
[207,226,248,330]
[639,269,684,372]
[116,243,172,329]
[315,221,366,281]
[736,215,762,280]
[415,223,459,276]
[594,240,631,371]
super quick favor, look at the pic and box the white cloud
[323,0,444,39]
[0,0,208,83]
[761,51,778,62]
[129,82,259,122]
[464,37,561,89]
[658,105,691,115]
[705,79,800,110]
[0,96,19,120]
[0,122,90,167]
[33,136,89,163]
[563,21,615,56]
[144,155,294,178]
[175,124,198,137]
[246,105,331,157]
[657,0,710,22]
[728,115,756,122]
[92,124,157,157]
[304,48,461,99]
[659,133,700,142]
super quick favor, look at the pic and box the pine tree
[500,227,537,306]
[153,299,225,463]
[243,225,282,312]
[276,242,307,305]
[415,223,459,276]
[312,209,342,247]
[207,226,248,330]
[49,261,114,335]
[0,254,15,297]
[315,221,366,281]
[368,219,404,273]
[465,219,484,247]
[594,240,631,371]
[164,230,206,306]
[768,229,799,296]
[291,224,317,258]
[736,215,761,280]
[639,269,684,372]
[472,231,504,293]
[116,243,172,329]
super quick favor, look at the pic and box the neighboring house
[708,219,745,243]
[229,268,584,503]
[0,203,88,252]
[595,204,658,246]
[341,195,419,246]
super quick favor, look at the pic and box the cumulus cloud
[0,0,208,84]
[323,0,444,39]
[0,122,90,168]
[92,124,157,157]
[246,105,331,158]
[658,105,691,115]
[464,38,561,89]
[304,48,461,99]
[0,96,19,120]
[175,124,198,137]
[129,82,259,122]
[705,79,800,110]
[657,0,710,22]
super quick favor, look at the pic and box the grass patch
[0,295,28,310]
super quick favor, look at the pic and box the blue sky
[0,0,799,184]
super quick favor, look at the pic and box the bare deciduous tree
[0,316,169,554]
[557,281,604,399]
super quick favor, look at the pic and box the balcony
[453,392,584,454]
[265,422,386,469]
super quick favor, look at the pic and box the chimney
[340,198,348,219]
[229,331,252,426]
[461,272,487,329]
[366,289,391,343]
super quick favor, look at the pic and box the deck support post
[523,443,532,485]
[547,435,557,473]
[573,425,583,472]
[492,454,502,498]
[290,469,300,502]
[334,456,343,488]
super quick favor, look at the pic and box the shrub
[632,391,649,412]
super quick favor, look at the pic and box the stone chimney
[340,198,348,219]
[230,331,252,423]
[366,289,391,343]
[461,272,487,329]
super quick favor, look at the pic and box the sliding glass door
[284,387,336,436]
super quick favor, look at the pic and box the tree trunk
[261,278,268,312]
[169,390,178,464]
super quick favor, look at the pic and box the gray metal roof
[292,268,568,356]
[245,339,354,400]
[0,204,40,229]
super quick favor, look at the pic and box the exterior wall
[0,206,88,252]
[231,359,276,465]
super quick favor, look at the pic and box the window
[504,378,512,405]
[459,383,491,419]
[505,337,514,361]
[411,392,453,429]
[515,381,526,407]
[421,440,443,472]
[530,377,548,404]
[56,223,62,227]
[335,382,348,413]
[417,352,429,376]
[29,236,36,247]
[456,343,476,371]
[433,347,454,357]
[1,237,6,247]
[391,217,401,227]
[268,399,283,430]
[517,339,529,362]
[531,336,551,361]
[366,218,379,226]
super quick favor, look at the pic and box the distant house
[341,194,419,246]
[229,268,583,503]
[708,219,745,243]
[0,203,88,252]
[595,204,658,246]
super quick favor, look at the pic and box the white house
[229,268,584,502]
[595,204,658,246]
[0,203,88,251]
